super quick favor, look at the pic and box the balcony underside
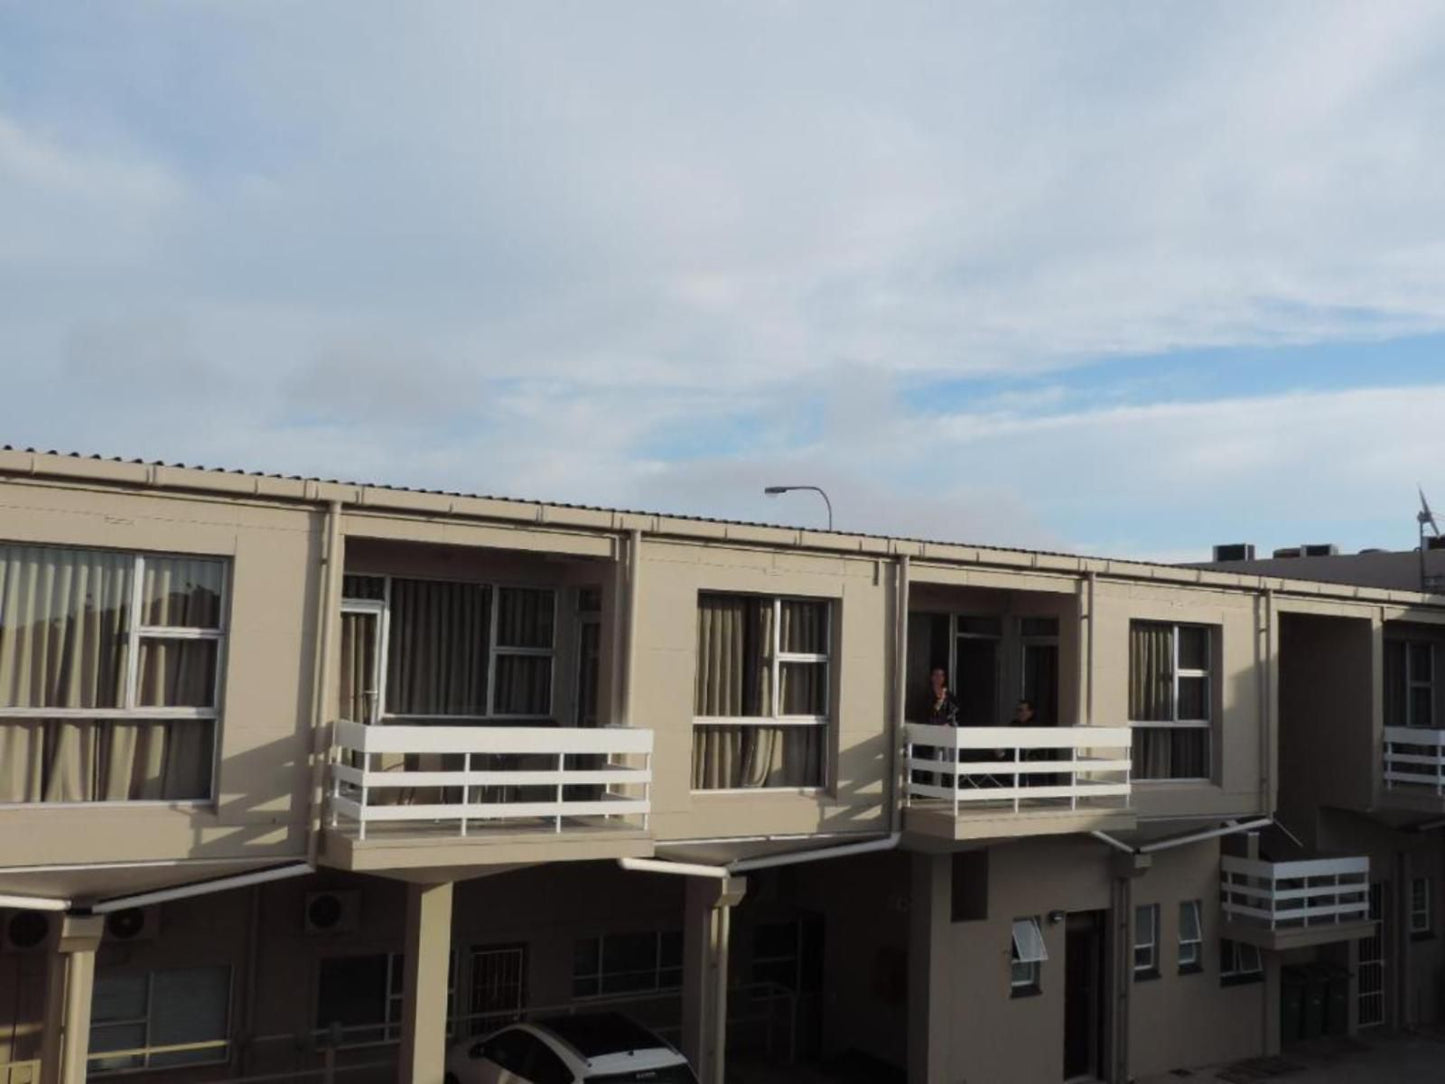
[319,817,653,875]
[1220,918,1378,953]
[904,799,1136,842]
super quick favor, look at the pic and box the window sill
[1178,963,1205,977]
[1411,930,1435,943]
[690,787,824,797]
[1009,985,1042,1000]
[1133,969,1160,983]
[1221,972,1264,988]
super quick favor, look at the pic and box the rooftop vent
[1301,543,1339,557]
[1272,547,1302,559]
[1212,543,1256,562]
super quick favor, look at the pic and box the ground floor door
[470,943,527,1035]
[1063,911,1105,1082]
[1358,883,1386,1028]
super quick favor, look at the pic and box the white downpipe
[728,834,901,873]
[92,863,313,913]
[891,555,909,834]
[306,500,344,868]
[617,857,731,879]
[0,894,69,912]
[1089,831,1136,856]
[623,528,643,727]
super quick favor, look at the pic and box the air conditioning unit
[1,910,54,953]
[1272,547,1303,559]
[1301,543,1339,557]
[1211,543,1256,563]
[304,891,361,935]
[104,907,160,943]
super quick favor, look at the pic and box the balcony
[1220,855,1374,951]
[902,724,1135,841]
[1384,726,1445,802]
[320,721,654,872]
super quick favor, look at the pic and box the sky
[3,2,1445,561]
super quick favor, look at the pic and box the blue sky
[3,2,1445,561]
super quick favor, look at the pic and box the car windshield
[589,1067,698,1084]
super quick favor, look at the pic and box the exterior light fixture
[763,485,833,531]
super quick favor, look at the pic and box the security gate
[1358,883,1385,1028]
[470,944,527,1035]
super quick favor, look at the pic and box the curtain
[691,725,822,789]
[496,588,554,649]
[694,595,751,716]
[494,656,552,715]
[0,718,211,802]
[1129,622,1173,722]
[142,557,224,628]
[386,579,490,715]
[339,613,378,723]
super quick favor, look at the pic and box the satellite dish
[1419,485,1441,537]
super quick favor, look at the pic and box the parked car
[445,1013,698,1084]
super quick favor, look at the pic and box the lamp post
[764,485,833,531]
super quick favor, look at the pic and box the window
[573,931,683,998]
[1411,877,1433,937]
[1219,939,1263,984]
[692,594,829,790]
[1129,622,1212,780]
[339,575,557,721]
[315,952,456,1046]
[482,1031,572,1084]
[90,966,231,1072]
[1178,901,1203,973]
[1133,904,1159,979]
[751,914,824,993]
[0,544,226,803]
[1385,637,1437,729]
[1010,917,1047,996]
[1020,616,1059,726]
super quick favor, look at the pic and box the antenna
[1419,485,1441,537]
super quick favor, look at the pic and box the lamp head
[764,486,790,495]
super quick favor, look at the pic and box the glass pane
[780,601,828,655]
[1241,944,1261,972]
[1179,901,1201,941]
[94,974,149,1022]
[339,612,379,723]
[1177,626,1208,671]
[660,930,683,969]
[0,719,212,803]
[342,575,385,601]
[142,557,225,629]
[1011,918,1046,963]
[779,661,826,716]
[1410,686,1433,728]
[0,543,131,709]
[137,639,217,707]
[1019,616,1058,638]
[691,724,822,789]
[494,655,552,715]
[1177,676,1207,721]
[1414,879,1429,911]
[694,595,769,718]
[1410,642,1433,680]
[1179,943,1199,967]
[148,966,230,1067]
[386,579,490,715]
[1134,906,1154,946]
[316,955,389,1033]
[497,588,555,649]
[1010,960,1034,987]
[90,1022,147,1071]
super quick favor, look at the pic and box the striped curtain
[385,579,490,715]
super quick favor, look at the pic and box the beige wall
[0,479,320,875]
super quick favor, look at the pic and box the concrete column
[681,875,747,1084]
[398,882,454,1084]
[38,915,105,1084]
[1108,851,1149,1084]
[906,852,950,1084]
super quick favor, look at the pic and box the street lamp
[764,485,833,531]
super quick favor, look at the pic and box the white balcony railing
[1220,855,1370,930]
[903,724,1132,816]
[329,720,652,839]
[1384,726,1445,794]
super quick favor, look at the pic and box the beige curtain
[0,718,211,803]
[494,655,552,715]
[386,579,490,715]
[339,612,378,723]
[1130,622,1172,778]
[691,725,822,789]
[497,588,554,649]
[142,557,224,628]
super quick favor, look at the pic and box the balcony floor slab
[1220,918,1378,953]
[903,799,1136,843]
[320,817,653,875]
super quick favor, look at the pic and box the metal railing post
[555,751,565,832]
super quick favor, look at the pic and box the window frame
[691,593,832,793]
[1133,903,1160,980]
[572,930,684,1001]
[1219,938,1263,985]
[313,951,458,1048]
[1009,917,1047,997]
[0,544,229,808]
[340,574,559,722]
[1397,639,1436,729]
[89,965,233,1074]
[1178,900,1203,974]
[1129,621,1213,783]
[1411,877,1433,938]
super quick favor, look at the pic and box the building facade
[1,448,1442,1084]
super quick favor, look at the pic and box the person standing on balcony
[915,666,959,789]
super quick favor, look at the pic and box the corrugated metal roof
[0,442,1123,566]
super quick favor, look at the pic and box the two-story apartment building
[0,448,1440,1084]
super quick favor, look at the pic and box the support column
[1108,851,1149,1084]
[39,915,105,1084]
[399,882,454,1084]
[681,875,747,1084]
[906,852,950,1084]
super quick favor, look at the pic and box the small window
[1134,904,1159,979]
[1129,622,1214,780]
[315,952,456,1046]
[90,966,231,1072]
[1411,878,1433,937]
[1010,917,1047,996]
[1178,901,1203,973]
[573,931,683,999]
[1220,938,1263,984]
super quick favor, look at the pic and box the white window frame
[1134,904,1159,977]
[1220,938,1263,980]
[0,545,229,808]
[1130,622,1213,784]
[1411,877,1432,935]
[341,574,558,723]
[1010,917,1047,992]
[691,594,832,793]
[1405,641,1434,729]
[90,965,233,1074]
[1178,900,1203,971]
[314,951,457,1047]
[572,930,684,1000]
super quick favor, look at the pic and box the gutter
[0,894,69,912]
[90,862,314,914]
[619,833,902,878]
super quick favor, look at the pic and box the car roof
[535,1013,673,1060]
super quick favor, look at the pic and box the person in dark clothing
[926,666,960,727]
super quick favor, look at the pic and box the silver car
[445,1013,698,1084]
